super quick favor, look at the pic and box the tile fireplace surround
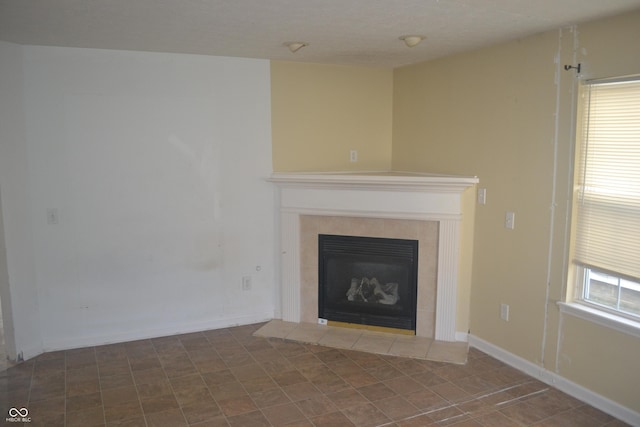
[269,172,478,342]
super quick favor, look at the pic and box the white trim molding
[269,171,478,342]
[558,302,640,339]
[41,312,274,354]
[469,334,640,426]
[455,331,469,342]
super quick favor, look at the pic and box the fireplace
[318,234,418,331]
[269,171,478,341]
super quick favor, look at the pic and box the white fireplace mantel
[269,171,478,341]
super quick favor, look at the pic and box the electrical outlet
[242,276,252,291]
[500,303,510,321]
[46,208,59,225]
[350,150,358,163]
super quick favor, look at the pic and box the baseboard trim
[468,334,640,426]
[455,331,468,342]
[40,312,274,354]
[16,344,42,363]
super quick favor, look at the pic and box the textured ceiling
[1,0,640,68]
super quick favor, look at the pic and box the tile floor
[0,322,630,427]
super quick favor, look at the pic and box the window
[572,76,640,321]
[579,267,640,318]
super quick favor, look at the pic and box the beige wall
[394,29,560,364]
[271,61,393,172]
[270,10,640,412]
[392,11,640,411]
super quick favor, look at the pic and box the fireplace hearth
[318,234,418,331]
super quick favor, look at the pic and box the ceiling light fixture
[399,35,425,48]
[284,42,309,53]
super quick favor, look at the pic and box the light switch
[505,211,515,229]
[477,188,486,205]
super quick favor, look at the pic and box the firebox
[318,234,418,331]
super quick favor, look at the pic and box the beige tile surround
[255,320,469,364]
[300,215,439,338]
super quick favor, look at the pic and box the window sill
[558,302,640,339]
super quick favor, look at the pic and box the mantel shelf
[269,171,479,193]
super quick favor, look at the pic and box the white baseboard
[455,331,468,342]
[40,312,274,354]
[468,334,640,427]
[16,344,42,363]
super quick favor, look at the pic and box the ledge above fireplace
[269,171,479,342]
[270,171,478,189]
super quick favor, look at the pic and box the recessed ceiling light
[399,35,425,48]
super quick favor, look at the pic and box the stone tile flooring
[0,322,631,426]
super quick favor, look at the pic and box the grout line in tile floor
[493,387,550,408]
[0,321,631,427]
[379,382,552,427]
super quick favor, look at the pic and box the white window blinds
[574,77,640,281]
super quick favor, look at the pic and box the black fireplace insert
[318,234,418,331]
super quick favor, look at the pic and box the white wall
[0,41,41,360]
[0,43,275,358]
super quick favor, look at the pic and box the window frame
[565,75,640,335]
[574,265,640,322]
